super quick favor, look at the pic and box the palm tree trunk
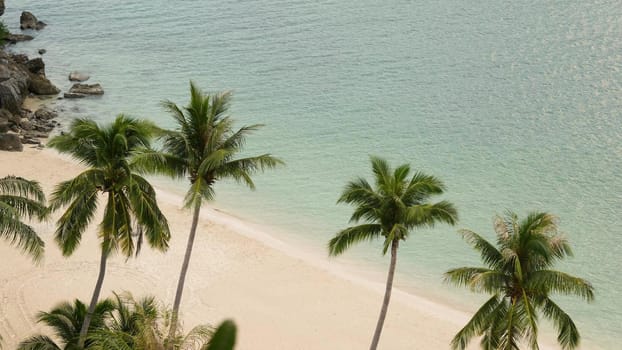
[369,239,399,350]
[167,201,202,346]
[78,246,108,348]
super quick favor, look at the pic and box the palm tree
[0,175,47,262]
[132,81,282,340]
[444,211,594,350]
[328,156,458,350]
[17,298,115,350]
[47,115,171,348]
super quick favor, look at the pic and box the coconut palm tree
[0,175,47,262]
[47,115,171,348]
[132,82,282,340]
[444,211,594,350]
[328,156,458,350]
[17,298,115,350]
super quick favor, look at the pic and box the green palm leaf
[0,176,47,262]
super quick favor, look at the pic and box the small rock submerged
[64,83,104,98]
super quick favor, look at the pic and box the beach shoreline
[0,141,564,349]
[0,147,476,349]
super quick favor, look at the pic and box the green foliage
[132,81,283,209]
[205,320,236,350]
[47,115,171,258]
[328,156,457,350]
[328,156,458,256]
[0,175,47,262]
[0,21,8,44]
[17,298,115,350]
[17,293,235,350]
[445,212,594,350]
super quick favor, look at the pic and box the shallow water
[5,0,622,348]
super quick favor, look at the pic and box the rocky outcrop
[29,74,60,95]
[0,132,23,151]
[26,57,45,75]
[64,83,103,98]
[68,71,89,82]
[5,33,34,44]
[20,11,46,30]
[0,6,62,152]
[0,57,29,113]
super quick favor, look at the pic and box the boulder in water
[20,11,46,30]
[68,71,90,82]
[67,83,104,96]
[29,74,60,95]
[5,33,34,44]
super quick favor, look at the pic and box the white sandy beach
[1,144,544,350]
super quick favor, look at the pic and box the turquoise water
[6,1,621,348]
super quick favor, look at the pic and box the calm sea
[6,1,621,348]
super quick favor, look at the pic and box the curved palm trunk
[78,246,108,348]
[369,239,399,350]
[167,201,202,346]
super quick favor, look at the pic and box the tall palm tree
[17,298,115,350]
[133,82,282,340]
[47,115,171,348]
[328,156,458,350]
[0,175,47,262]
[444,211,594,350]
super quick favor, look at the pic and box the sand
[0,145,490,349]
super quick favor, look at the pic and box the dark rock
[38,49,46,55]
[68,83,104,96]
[19,118,32,130]
[5,33,34,44]
[0,68,29,113]
[23,130,48,139]
[20,136,40,145]
[34,107,57,120]
[0,0,5,17]
[0,132,23,151]
[29,74,60,95]
[26,58,45,75]
[68,71,89,82]
[10,54,29,65]
[63,92,86,99]
[0,121,8,133]
[0,109,18,125]
[20,11,46,30]
[0,64,10,82]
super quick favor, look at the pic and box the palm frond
[328,224,382,256]
[131,148,188,179]
[405,200,458,227]
[539,298,581,350]
[450,295,501,350]
[16,335,61,350]
[527,270,594,301]
[128,174,171,253]
[444,267,495,289]
[204,320,236,350]
[458,229,504,269]
[0,215,44,262]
